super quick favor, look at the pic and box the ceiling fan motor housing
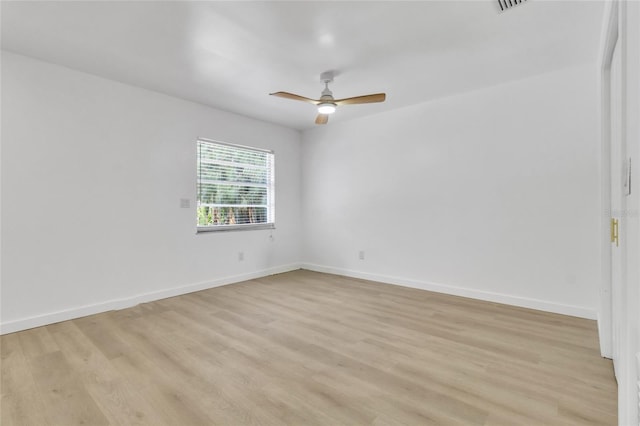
[321,83,334,101]
[319,80,336,113]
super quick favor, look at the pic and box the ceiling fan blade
[334,93,386,106]
[270,91,320,105]
[315,114,329,125]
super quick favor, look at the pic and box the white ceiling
[1,1,604,130]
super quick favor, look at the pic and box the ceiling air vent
[498,0,527,11]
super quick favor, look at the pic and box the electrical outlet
[238,252,244,261]
[180,198,190,208]
[359,250,365,260]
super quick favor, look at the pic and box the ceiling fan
[269,71,386,125]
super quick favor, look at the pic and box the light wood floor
[1,270,616,425]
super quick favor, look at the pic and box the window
[197,139,274,232]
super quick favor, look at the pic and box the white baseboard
[1,262,597,334]
[301,263,597,320]
[597,310,613,358]
[0,263,302,335]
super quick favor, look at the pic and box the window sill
[197,223,275,233]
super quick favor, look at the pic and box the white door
[609,35,624,380]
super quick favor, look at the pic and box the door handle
[611,218,619,247]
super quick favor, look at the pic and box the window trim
[196,138,275,233]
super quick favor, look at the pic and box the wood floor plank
[27,350,110,425]
[0,270,616,425]
[47,321,166,426]
[0,334,50,426]
[16,327,59,359]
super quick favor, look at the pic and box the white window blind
[197,139,274,232]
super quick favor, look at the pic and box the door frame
[598,0,618,359]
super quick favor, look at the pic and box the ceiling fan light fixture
[317,102,336,114]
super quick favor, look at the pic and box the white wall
[302,63,601,319]
[0,50,604,334]
[0,51,302,333]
